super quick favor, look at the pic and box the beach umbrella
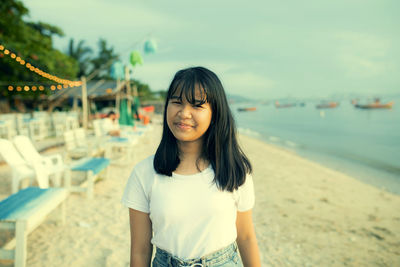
[144,39,157,54]
[130,51,143,67]
[110,61,124,80]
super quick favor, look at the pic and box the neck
[175,140,209,175]
[177,140,203,160]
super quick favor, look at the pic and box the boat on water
[354,99,394,109]
[316,102,339,109]
[355,102,394,109]
[275,101,296,108]
[237,107,257,112]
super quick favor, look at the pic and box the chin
[174,135,201,143]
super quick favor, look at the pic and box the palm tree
[67,38,93,78]
[89,38,119,80]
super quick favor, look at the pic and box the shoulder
[234,173,255,211]
[238,173,254,193]
[132,155,156,175]
[126,155,157,193]
[122,155,155,212]
[127,155,156,186]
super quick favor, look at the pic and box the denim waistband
[154,242,239,267]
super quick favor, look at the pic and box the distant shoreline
[238,129,400,196]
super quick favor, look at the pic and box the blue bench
[66,157,110,199]
[0,187,68,267]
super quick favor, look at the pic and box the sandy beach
[1,122,399,266]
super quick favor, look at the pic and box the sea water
[232,96,400,195]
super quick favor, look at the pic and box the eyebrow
[193,99,205,105]
[170,96,205,105]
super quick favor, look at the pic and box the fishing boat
[316,102,339,109]
[354,99,394,109]
[237,107,257,112]
[275,101,296,108]
[354,101,394,109]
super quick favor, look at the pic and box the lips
[175,122,194,129]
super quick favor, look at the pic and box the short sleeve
[121,168,150,213]
[235,174,255,212]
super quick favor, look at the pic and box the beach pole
[72,97,78,111]
[81,76,88,129]
[116,78,120,114]
[125,66,132,116]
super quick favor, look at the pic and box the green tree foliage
[67,38,92,77]
[0,0,79,99]
[89,38,119,80]
[133,79,164,102]
[0,0,159,108]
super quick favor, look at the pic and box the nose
[178,104,192,118]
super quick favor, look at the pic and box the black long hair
[154,66,252,192]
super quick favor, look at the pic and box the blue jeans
[152,242,243,267]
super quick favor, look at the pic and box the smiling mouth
[176,122,193,129]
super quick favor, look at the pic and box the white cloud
[22,0,400,98]
[25,0,187,52]
[339,55,386,76]
[132,60,240,90]
[132,61,193,90]
[26,0,183,30]
[334,31,391,77]
[132,60,275,99]
[222,72,275,97]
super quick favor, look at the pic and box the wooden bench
[0,187,68,267]
[66,157,110,199]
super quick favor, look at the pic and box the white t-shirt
[121,155,255,260]
[102,118,120,133]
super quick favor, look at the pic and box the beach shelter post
[81,76,88,129]
[125,66,132,116]
[116,78,120,115]
[72,97,78,111]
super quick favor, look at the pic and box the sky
[23,0,400,100]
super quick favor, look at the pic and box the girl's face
[166,88,212,145]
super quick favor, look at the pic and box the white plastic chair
[92,119,138,164]
[92,119,104,138]
[66,116,79,131]
[0,114,18,140]
[51,111,67,137]
[33,111,51,138]
[74,128,103,155]
[74,128,92,149]
[0,139,37,193]
[0,120,13,140]
[13,135,65,187]
[15,114,30,136]
[27,118,47,142]
[63,130,89,160]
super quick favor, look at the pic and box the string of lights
[0,43,82,92]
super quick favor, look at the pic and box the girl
[122,67,261,267]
